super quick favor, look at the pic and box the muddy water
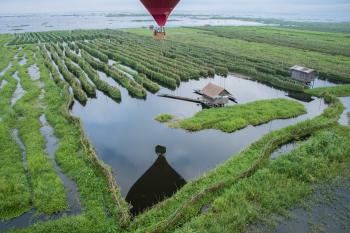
[11,72,26,106]
[71,73,329,212]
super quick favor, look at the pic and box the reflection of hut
[126,146,186,215]
[196,83,232,106]
[290,65,316,84]
[287,91,314,103]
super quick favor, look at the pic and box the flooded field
[1,24,349,232]
[72,74,329,212]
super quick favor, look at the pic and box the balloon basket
[153,31,166,40]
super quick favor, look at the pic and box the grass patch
[173,126,350,233]
[0,56,31,220]
[306,84,350,97]
[14,48,68,215]
[155,114,174,123]
[173,98,306,133]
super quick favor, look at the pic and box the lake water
[0,13,264,34]
[72,74,329,213]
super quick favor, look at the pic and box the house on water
[290,65,317,84]
[196,83,233,107]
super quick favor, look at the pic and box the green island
[155,114,175,123]
[166,98,306,133]
[0,20,350,233]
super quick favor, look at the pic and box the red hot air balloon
[140,0,180,40]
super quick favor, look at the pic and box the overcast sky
[1,0,349,14]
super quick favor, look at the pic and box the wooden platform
[158,93,223,108]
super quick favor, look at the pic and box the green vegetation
[0,55,31,220]
[155,114,174,123]
[126,27,350,84]
[1,23,350,233]
[11,45,129,233]
[64,47,122,102]
[45,44,88,105]
[81,50,147,99]
[14,48,68,214]
[171,99,306,132]
[172,127,350,233]
[195,26,350,56]
[306,84,350,97]
[129,91,345,233]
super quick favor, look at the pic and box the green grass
[195,26,350,56]
[174,127,350,233]
[0,56,31,220]
[155,114,174,123]
[14,48,68,215]
[1,24,350,232]
[130,92,344,233]
[10,45,129,233]
[172,99,306,133]
[125,27,350,84]
[306,84,350,97]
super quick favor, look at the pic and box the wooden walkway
[158,94,203,104]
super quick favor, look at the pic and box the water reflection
[72,74,328,202]
[126,145,186,215]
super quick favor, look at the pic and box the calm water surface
[72,75,328,202]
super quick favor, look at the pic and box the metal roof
[290,65,315,74]
[201,83,230,98]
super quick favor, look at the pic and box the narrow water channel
[11,72,26,107]
[39,115,81,214]
[71,74,331,213]
[339,97,350,126]
[0,62,12,77]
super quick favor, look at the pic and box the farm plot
[1,25,350,233]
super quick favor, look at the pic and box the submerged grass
[172,98,306,133]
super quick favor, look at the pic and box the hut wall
[291,70,316,83]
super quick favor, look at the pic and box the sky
[0,0,349,14]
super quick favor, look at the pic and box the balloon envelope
[140,0,180,27]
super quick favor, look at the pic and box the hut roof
[290,65,315,74]
[201,83,230,98]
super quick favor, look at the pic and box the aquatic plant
[173,98,306,133]
[155,114,174,123]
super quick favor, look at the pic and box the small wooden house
[290,65,316,84]
[199,83,231,106]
